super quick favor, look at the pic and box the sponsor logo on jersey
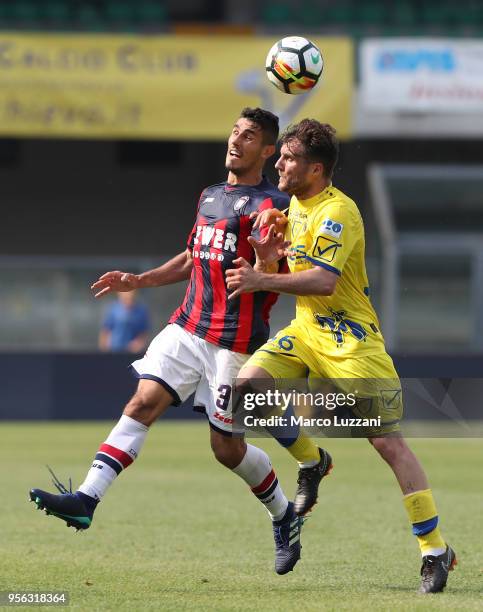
[312,236,341,262]
[203,197,215,203]
[193,225,237,252]
[320,218,344,238]
[315,309,368,347]
[288,244,307,261]
[213,411,234,424]
[234,195,250,211]
[380,389,402,409]
[194,251,225,261]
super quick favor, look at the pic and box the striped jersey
[169,177,289,354]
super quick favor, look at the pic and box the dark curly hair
[240,107,279,145]
[281,119,339,179]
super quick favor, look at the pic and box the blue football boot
[272,501,304,575]
[29,467,97,531]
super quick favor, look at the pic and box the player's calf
[210,431,246,469]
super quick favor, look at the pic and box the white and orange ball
[265,36,323,95]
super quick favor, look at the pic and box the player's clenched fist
[91,271,140,298]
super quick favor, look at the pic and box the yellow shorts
[246,325,402,436]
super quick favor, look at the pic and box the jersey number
[216,384,232,411]
[277,335,296,351]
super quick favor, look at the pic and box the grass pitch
[1,422,482,611]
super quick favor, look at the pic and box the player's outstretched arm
[226,259,338,300]
[91,249,193,298]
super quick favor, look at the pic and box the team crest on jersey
[234,196,249,211]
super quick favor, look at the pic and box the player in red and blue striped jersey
[29,108,330,575]
[170,175,288,354]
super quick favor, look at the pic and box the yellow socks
[264,402,320,466]
[403,489,446,556]
[286,434,320,466]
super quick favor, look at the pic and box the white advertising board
[361,39,483,113]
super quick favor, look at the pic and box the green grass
[1,422,482,611]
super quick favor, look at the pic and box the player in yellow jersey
[226,119,456,593]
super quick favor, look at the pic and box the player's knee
[232,377,259,415]
[236,366,273,387]
[369,436,407,466]
[234,373,272,414]
[211,435,246,469]
[123,392,164,426]
[234,376,258,396]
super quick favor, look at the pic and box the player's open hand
[91,271,140,298]
[226,257,261,300]
[250,208,289,230]
[248,224,291,266]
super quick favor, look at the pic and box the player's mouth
[229,148,242,159]
[278,174,290,189]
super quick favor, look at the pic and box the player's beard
[226,158,257,177]
[278,173,311,197]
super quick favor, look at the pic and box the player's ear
[262,144,276,160]
[312,162,324,177]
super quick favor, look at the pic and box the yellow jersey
[286,184,386,357]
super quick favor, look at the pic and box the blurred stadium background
[1,0,482,418]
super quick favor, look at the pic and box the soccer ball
[265,36,323,95]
